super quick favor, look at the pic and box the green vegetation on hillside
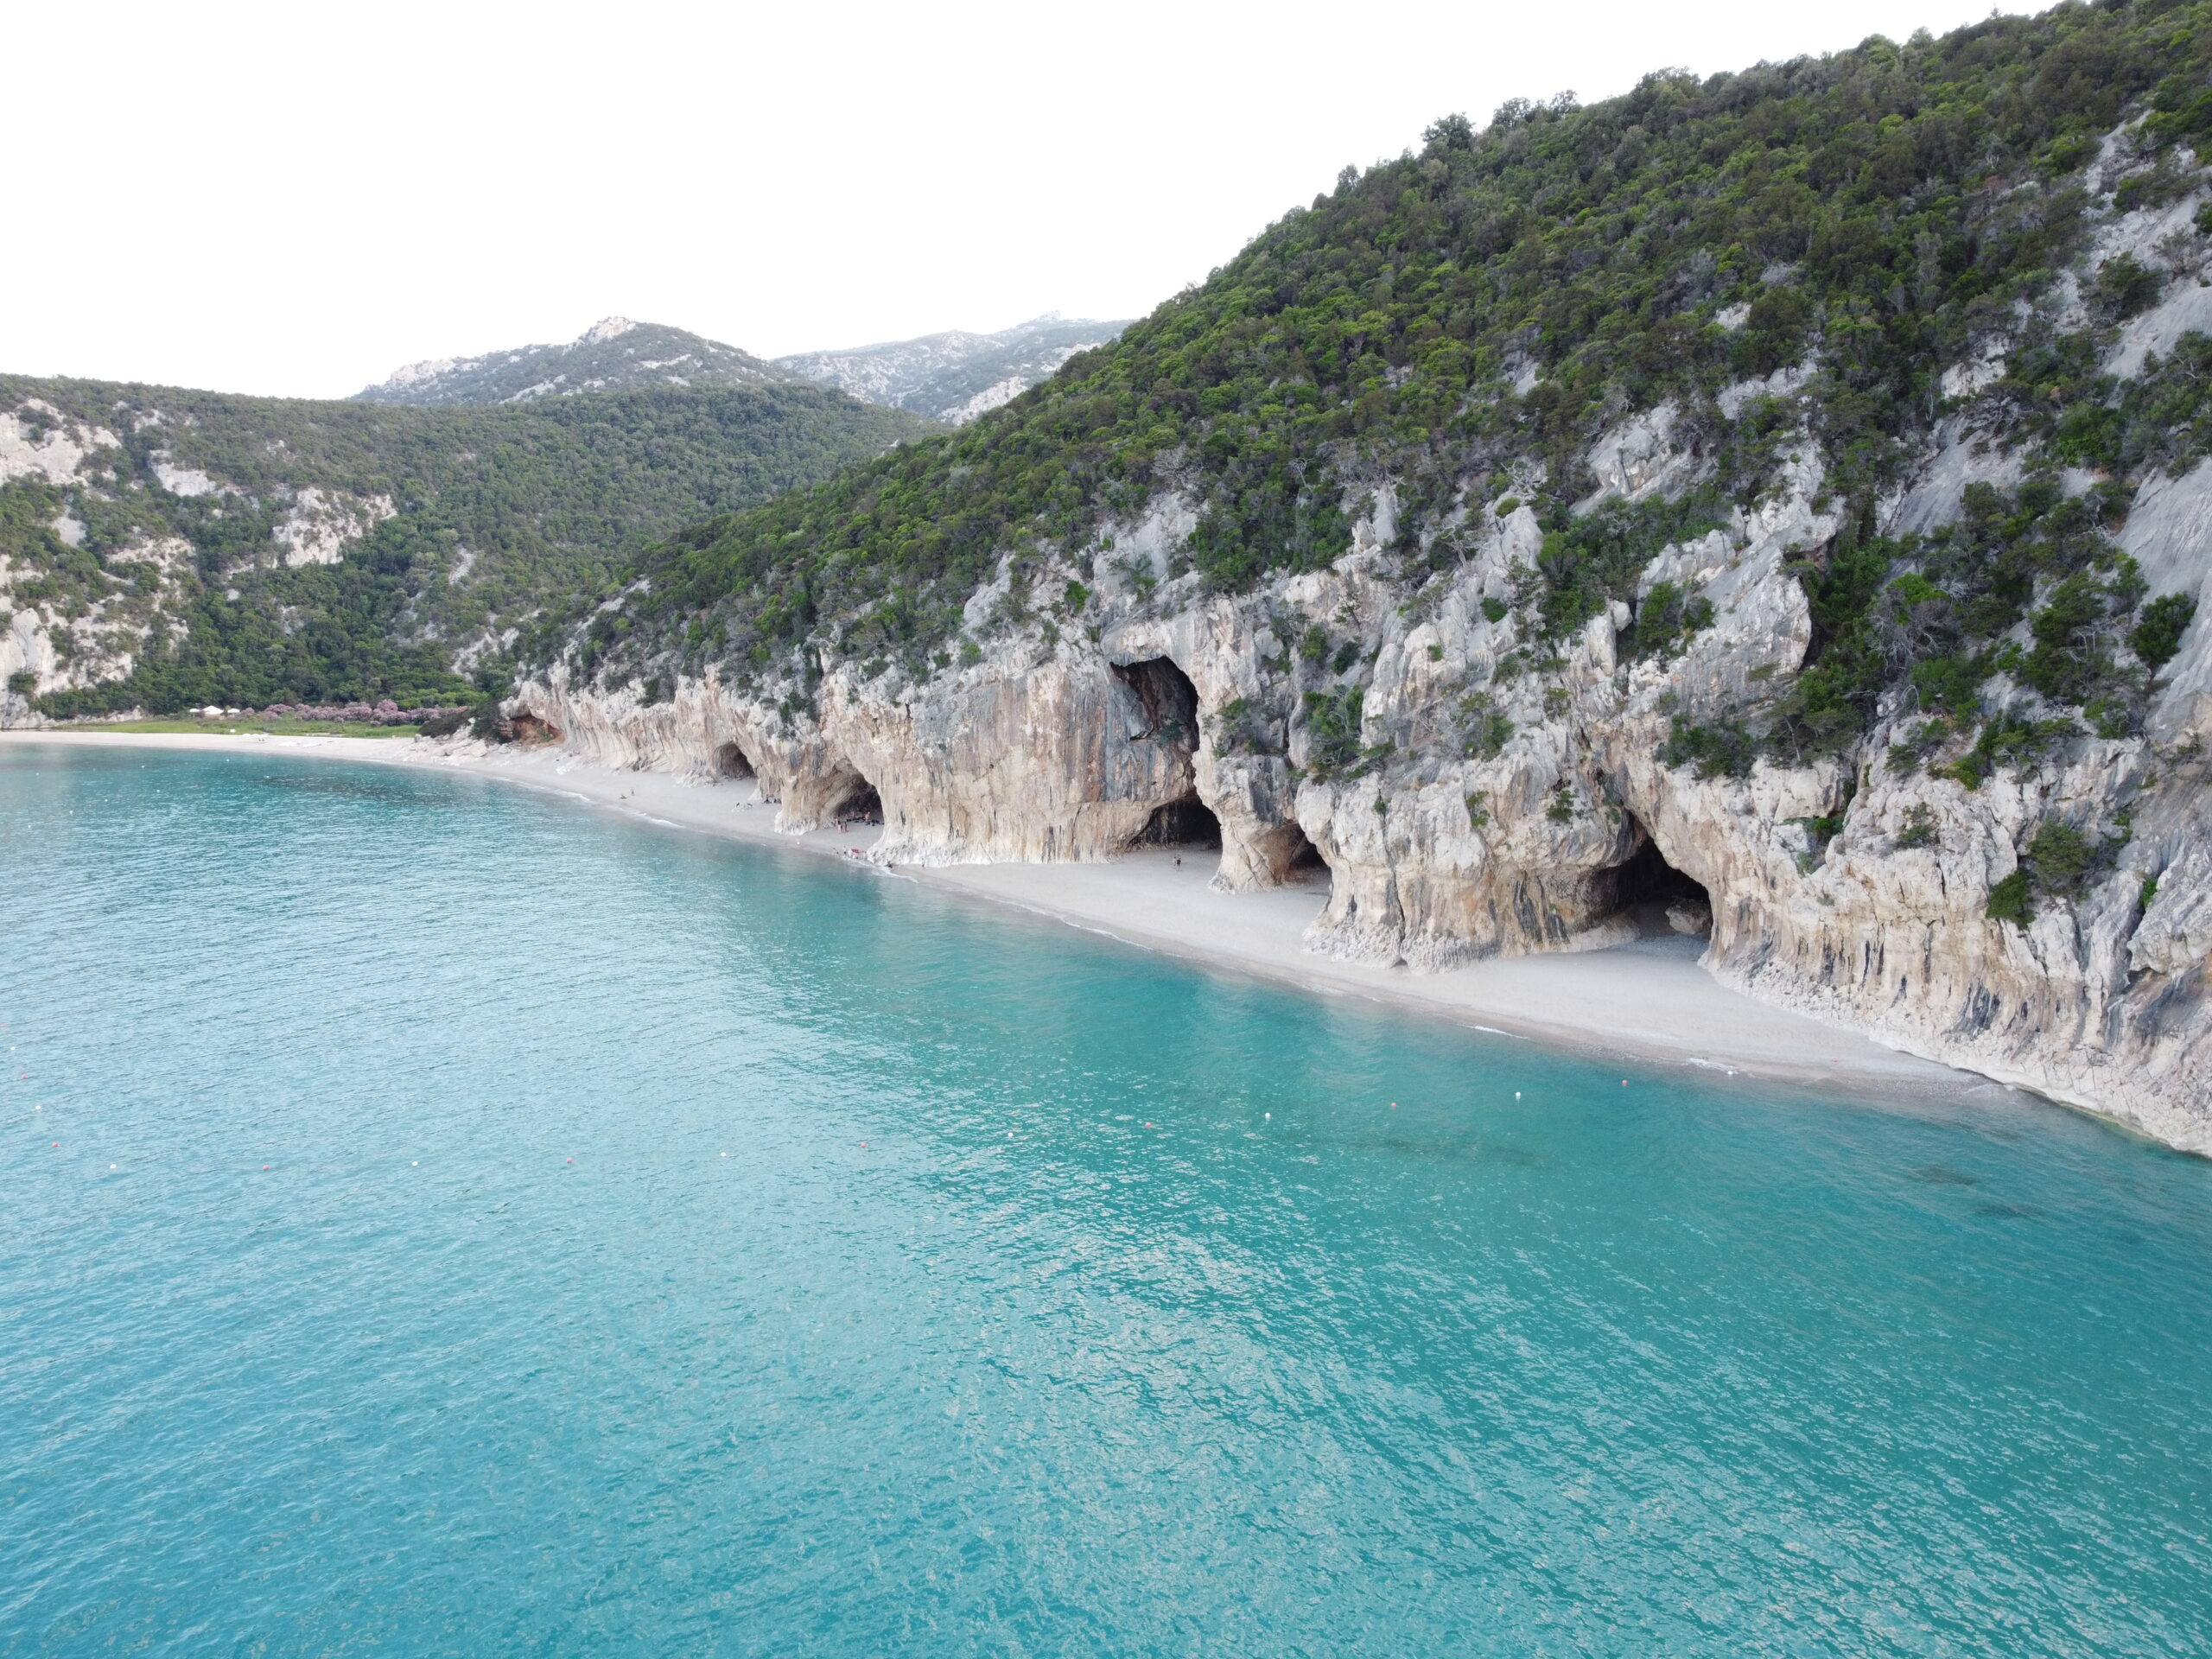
[4,380,929,717]
[605,0,2208,714]
[94,717,424,738]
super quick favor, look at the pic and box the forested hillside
[591,0,2209,776]
[1,378,929,717]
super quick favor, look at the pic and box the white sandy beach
[4,728,1978,1095]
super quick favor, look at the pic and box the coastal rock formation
[512,426,2209,1154]
[512,409,2212,1156]
[507,41,2212,1156]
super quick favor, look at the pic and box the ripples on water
[2,745,2207,1656]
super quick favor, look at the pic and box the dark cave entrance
[1111,654,1219,861]
[715,741,756,781]
[1132,797,1223,850]
[1111,655,1199,747]
[1280,823,1329,880]
[830,777,882,827]
[1611,817,1712,938]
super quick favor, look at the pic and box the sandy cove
[5,728,1985,1097]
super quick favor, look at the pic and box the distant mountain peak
[354,319,796,407]
[356,311,1129,423]
[772,314,1130,423]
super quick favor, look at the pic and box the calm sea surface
[2,744,2208,1656]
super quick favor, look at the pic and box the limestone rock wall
[512,426,2211,1158]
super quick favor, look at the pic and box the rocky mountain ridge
[355,318,798,406]
[507,5,2212,1153]
[356,314,1130,425]
[772,315,1131,423]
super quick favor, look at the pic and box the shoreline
[3,728,1986,1100]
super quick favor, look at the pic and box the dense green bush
[1988,813,2104,927]
[1300,686,1373,779]
[1663,715,1759,779]
[2131,591,2199,669]
[1986,868,2037,926]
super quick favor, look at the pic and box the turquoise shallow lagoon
[2,743,2208,1656]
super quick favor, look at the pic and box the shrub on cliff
[1988,814,2108,927]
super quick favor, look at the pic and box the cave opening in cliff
[1111,656,1199,747]
[1281,823,1328,880]
[1132,797,1223,850]
[715,741,755,781]
[1611,818,1712,938]
[830,778,882,827]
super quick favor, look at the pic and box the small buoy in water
[1515,1091,1522,1098]
[1622,1079,1628,1086]
[110,1164,116,1171]
[1263,1112,1270,1120]
[1390,1102,1396,1109]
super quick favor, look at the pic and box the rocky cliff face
[510,103,2212,1157]
[513,391,2212,1152]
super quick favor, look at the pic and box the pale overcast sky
[12,0,2018,399]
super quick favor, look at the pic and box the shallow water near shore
[3,744,2209,1656]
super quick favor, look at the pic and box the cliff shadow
[714,739,765,801]
[1274,821,1331,884]
[1608,817,1712,939]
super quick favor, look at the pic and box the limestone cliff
[508,44,2212,1154]
[512,402,2212,1151]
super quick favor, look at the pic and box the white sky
[10,0,2019,399]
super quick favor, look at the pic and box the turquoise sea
[2,744,2208,1656]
